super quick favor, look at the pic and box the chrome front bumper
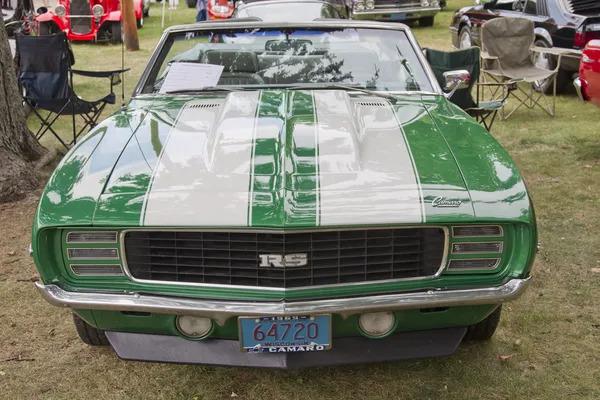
[35,278,530,326]
[351,7,440,21]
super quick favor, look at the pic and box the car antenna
[121,23,126,111]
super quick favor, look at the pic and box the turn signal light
[70,264,124,276]
[448,259,500,271]
[452,226,502,238]
[67,231,118,243]
[451,242,502,254]
[67,248,119,260]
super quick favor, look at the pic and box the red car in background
[186,0,234,19]
[575,40,600,108]
[36,0,149,43]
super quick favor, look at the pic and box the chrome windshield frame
[132,19,443,98]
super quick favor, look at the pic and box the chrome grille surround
[121,227,449,292]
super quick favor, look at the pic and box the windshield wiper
[287,83,397,102]
[166,86,245,94]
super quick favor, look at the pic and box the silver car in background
[348,0,440,27]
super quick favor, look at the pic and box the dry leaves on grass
[6,250,16,256]
[591,268,600,273]
[498,355,513,361]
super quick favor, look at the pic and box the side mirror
[443,69,470,98]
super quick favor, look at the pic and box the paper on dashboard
[160,63,225,93]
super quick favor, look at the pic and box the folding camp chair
[425,47,516,131]
[480,17,561,119]
[15,32,129,149]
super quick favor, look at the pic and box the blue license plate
[391,13,407,20]
[239,315,331,353]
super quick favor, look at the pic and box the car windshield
[142,27,434,94]
[234,2,341,20]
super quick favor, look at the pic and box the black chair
[425,47,517,131]
[15,32,129,149]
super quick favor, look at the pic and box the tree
[0,18,48,203]
[122,0,139,51]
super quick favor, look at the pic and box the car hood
[36,90,532,229]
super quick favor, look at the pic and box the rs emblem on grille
[258,254,308,268]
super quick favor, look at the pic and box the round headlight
[176,316,213,339]
[365,0,375,9]
[354,1,365,11]
[430,0,439,6]
[55,4,66,17]
[421,0,430,6]
[359,312,396,337]
[92,4,104,18]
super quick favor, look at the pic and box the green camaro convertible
[31,19,537,368]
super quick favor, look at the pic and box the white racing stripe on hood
[141,92,261,226]
[313,91,424,225]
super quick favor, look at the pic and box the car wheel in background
[532,38,569,94]
[110,21,122,44]
[458,26,473,49]
[187,0,197,8]
[463,305,502,341]
[419,16,435,27]
[137,14,144,29]
[144,5,149,17]
[72,313,109,346]
[38,22,50,36]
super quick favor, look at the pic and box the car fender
[456,14,472,30]
[134,0,143,19]
[36,12,67,29]
[106,10,122,21]
[534,27,553,46]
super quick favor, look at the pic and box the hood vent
[188,103,220,109]
[355,101,389,107]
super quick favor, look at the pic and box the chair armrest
[481,51,498,61]
[72,68,131,78]
[476,78,522,89]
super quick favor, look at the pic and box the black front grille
[124,228,446,289]
[70,0,92,34]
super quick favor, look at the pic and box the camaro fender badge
[431,196,462,208]
[258,254,308,268]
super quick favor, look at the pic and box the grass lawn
[2,1,600,399]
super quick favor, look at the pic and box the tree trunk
[0,17,47,203]
[122,0,139,51]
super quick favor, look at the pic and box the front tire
[73,313,109,346]
[38,22,51,36]
[531,38,569,94]
[458,25,473,49]
[137,15,143,29]
[187,0,197,8]
[419,16,435,27]
[110,21,122,44]
[464,305,502,341]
